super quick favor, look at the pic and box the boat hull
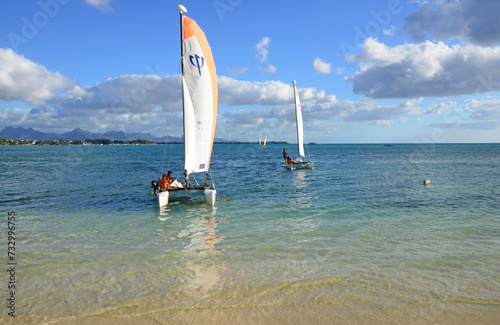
[204,188,216,205]
[157,187,216,207]
[284,161,314,170]
[158,191,169,207]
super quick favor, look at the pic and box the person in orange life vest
[158,172,172,191]
[286,155,296,164]
[283,148,288,160]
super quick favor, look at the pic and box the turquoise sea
[1,143,499,324]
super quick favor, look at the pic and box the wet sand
[7,300,499,325]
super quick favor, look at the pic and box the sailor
[151,180,158,196]
[283,148,288,160]
[158,173,171,191]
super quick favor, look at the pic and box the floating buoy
[423,179,431,185]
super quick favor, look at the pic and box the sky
[1,0,500,143]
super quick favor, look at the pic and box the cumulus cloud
[344,98,422,123]
[0,48,74,105]
[349,38,500,98]
[403,0,500,46]
[217,77,428,130]
[2,52,498,140]
[0,71,186,135]
[217,76,323,106]
[313,58,332,74]
[465,99,500,121]
[85,0,112,12]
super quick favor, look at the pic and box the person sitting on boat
[286,155,296,164]
[151,180,159,196]
[159,171,186,190]
[158,173,172,192]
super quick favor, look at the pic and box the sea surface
[1,143,499,324]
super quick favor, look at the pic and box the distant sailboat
[285,80,313,170]
[262,135,267,147]
[157,4,218,207]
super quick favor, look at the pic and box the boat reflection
[288,169,313,207]
[158,205,173,220]
[176,205,229,300]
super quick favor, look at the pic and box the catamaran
[285,80,313,170]
[157,4,218,207]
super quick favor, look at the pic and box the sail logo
[189,54,205,76]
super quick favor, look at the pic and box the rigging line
[209,169,215,189]
[149,167,163,174]
[191,173,200,187]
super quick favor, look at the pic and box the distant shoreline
[0,139,289,146]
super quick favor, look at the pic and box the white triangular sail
[293,81,305,159]
[263,135,267,146]
[181,14,217,175]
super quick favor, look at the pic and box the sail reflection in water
[165,205,230,300]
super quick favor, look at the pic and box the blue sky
[1,0,500,143]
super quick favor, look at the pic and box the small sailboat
[285,80,313,170]
[261,135,267,147]
[157,4,218,207]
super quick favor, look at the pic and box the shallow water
[1,143,499,324]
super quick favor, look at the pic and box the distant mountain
[63,128,97,141]
[0,127,61,141]
[0,126,231,143]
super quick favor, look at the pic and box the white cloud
[429,120,499,129]
[349,38,500,98]
[465,99,500,121]
[383,25,397,36]
[343,98,423,123]
[226,67,249,76]
[217,76,322,106]
[254,37,271,63]
[85,0,112,12]
[0,48,74,105]
[254,37,277,73]
[2,58,498,140]
[313,58,331,74]
[373,120,394,127]
[425,102,455,115]
[403,0,500,46]
[261,64,277,74]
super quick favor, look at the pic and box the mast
[178,5,188,184]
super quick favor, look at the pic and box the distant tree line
[0,138,156,145]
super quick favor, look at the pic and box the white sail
[263,135,267,146]
[181,15,217,175]
[293,81,305,159]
